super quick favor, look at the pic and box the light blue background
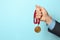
[0,0,60,40]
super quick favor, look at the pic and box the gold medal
[34,26,41,33]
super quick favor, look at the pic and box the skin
[35,5,52,25]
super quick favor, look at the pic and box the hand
[35,5,52,25]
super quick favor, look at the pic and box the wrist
[45,16,52,25]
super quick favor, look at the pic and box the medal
[33,10,42,33]
[34,26,41,33]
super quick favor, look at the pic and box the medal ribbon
[34,10,43,25]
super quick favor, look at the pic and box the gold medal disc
[34,26,41,33]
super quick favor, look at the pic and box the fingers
[35,5,42,19]
[36,5,45,14]
[36,5,42,11]
[36,10,42,18]
[35,5,48,21]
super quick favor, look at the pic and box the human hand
[35,5,52,25]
